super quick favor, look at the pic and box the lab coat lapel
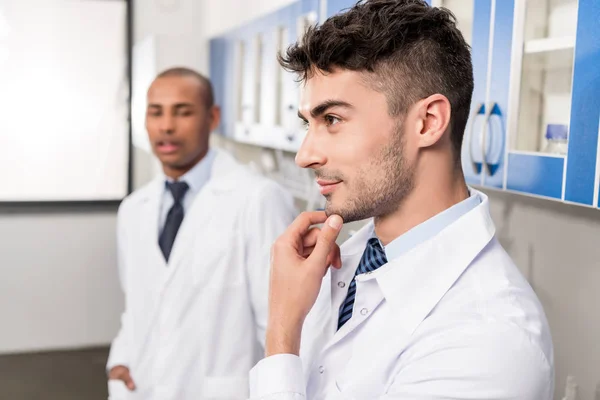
[324,191,496,361]
[126,178,166,369]
[374,193,496,336]
[138,178,166,270]
[338,193,496,390]
[162,150,242,281]
[163,184,215,274]
[324,222,378,348]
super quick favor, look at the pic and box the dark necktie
[158,181,189,262]
[338,237,388,330]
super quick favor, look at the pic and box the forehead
[147,76,203,104]
[300,68,385,113]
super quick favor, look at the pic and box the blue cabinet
[439,0,600,206]
[209,0,320,151]
[504,0,600,206]
[564,0,600,206]
[454,0,516,192]
[460,0,494,188]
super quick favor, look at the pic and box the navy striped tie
[337,237,388,330]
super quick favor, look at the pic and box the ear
[208,105,221,132]
[414,94,451,149]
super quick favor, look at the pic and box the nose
[295,129,326,169]
[159,113,175,134]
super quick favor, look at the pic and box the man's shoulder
[117,178,161,215]
[225,166,293,204]
[423,237,553,364]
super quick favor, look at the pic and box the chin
[159,155,187,168]
[324,197,373,224]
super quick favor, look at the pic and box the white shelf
[524,36,576,54]
[508,150,566,159]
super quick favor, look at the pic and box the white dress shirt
[249,189,554,400]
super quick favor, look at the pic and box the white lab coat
[107,150,296,400]
[250,190,554,400]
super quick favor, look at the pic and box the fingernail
[328,215,342,229]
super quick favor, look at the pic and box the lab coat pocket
[201,376,249,399]
[107,379,131,400]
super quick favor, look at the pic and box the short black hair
[156,67,215,108]
[279,0,474,163]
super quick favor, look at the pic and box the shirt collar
[371,189,481,262]
[163,148,215,194]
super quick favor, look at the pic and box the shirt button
[337,281,346,288]
[360,308,369,316]
[319,366,325,374]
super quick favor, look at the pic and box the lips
[156,141,181,154]
[316,179,342,195]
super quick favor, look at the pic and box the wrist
[265,318,303,357]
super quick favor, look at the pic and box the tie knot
[356,237,388,275]
[167,181,189,203]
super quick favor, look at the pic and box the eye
[300,119,309,130]
[177,109,193,117]
[324,115,341,126]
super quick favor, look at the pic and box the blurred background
[0,0,599,399]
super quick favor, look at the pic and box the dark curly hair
[279,0,474,163]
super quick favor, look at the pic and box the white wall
[487,190,600,400]
[0,209,122,353]
[0,0,208,355]
[203,0,297,37]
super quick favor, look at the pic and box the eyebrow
[147,102,195,109]
[297,100,354,120]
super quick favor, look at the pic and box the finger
[122,371,136,391]
[302,227,321,249]
[305,243,341,268]
[284,211,328,241]
[331,243,342,269]
[110,367,125,381]
[308,215,343,267]
[323,244,341,268]
[301,246,315,258]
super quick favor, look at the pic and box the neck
[163,148,208,180]
[374,167,469,246]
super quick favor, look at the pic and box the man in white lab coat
[106,68,296,399]
[250,1,554,399]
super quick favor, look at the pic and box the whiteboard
[0,0,130,202]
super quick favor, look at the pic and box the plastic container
[543,124,569,155]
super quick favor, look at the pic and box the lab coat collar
[163,149,243,269]
[130,150,242,266]
[330,190,495,344]
[361,190,495,336]
[203,149,246,193]
[140,149,243,203]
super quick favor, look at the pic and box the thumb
[308,215,343,267]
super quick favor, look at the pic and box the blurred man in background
[107,68,296,400]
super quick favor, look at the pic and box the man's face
[296,69,416,223]
[146,76,215,174]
